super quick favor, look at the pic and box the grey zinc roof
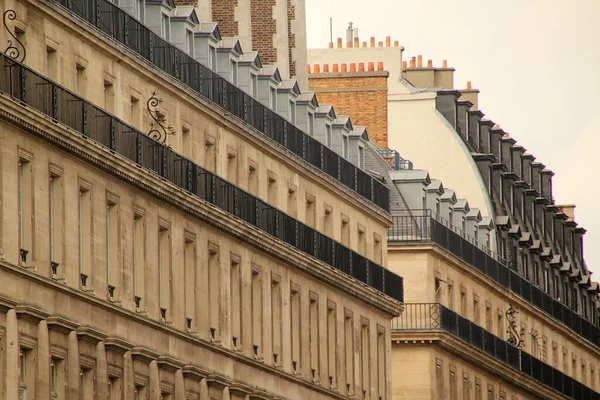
[390,169,430,183]
[479,217,494,229]
[349,126,367,138]
[441,189,457,202]
[453,199,469,211]
[427,179,444,194]
[467,208,482,220]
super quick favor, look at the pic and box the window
[158,223,171,321]
[80,368,94,400]
[291,285,301,373]
[326,125,332,147]
[186,30,193,55]
[45,45,58,80]
[435,199,441,216]
[361,320,369,397]
[250,74,258,97]
[377,328,386,399]
[50,358,64,398]
[79,184,92,288]
[270,87,277,111]
[289,100,296,124]
[305,195,315,227]
[522,251,529,280]
[358,146,364,169]
[543,268,549,293]
[435,359,444,398]
[75,62,86,96]
[185,235,196,333]
[342,135,349,158]
[227,151,238,184]
[208,245,220,340]
[248,161,258,195]
[271,277,282,366]
[310,295,320,380]
[461,216,466,236]
[18,157,33,266]
[358,228,367,256]
[108,377,121,400]
[161,14,169,40]
[49,169,64,277]
[103,79,114,112]
[308,112,315,136]
[208,46,216,70]
[130,96,140,127]
[20,348,31,400]
[448,208,454,229]
[510,185,514,213]
[136,0,144,20]
[449,366,457,400]
[251,267,263,358]
[230,60,238,84]
[133,211,145,309]
[345,311,354,395]
[106,197,119,299]
[327,303,337,387]
[341,217,350,246]
[287,186,298,218]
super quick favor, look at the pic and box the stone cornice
[31,0,392,226]
[156,355,185,373]
[104,337,135,355]
[182,365,210,381]
[131,346,161,364]
[391,330,568,400]
[46,316,78,334]
[15,305,51,325]
[0,295,18,314]
[76,326,108,345]
[0,93,401,317]
[388,243,600,363]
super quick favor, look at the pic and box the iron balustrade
[393,303,600,400]
[50,0,390,212]
[0,52,404,303]
[388,210,600,358]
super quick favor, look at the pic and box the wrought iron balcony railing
[0,52,403,303]
[375,148,413,171]
[47,0,390,212]
[388,210,600,351]
[393,303,599,400]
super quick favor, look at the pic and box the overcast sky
[306,0,600,274]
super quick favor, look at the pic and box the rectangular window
[435,360,444,398]
[50,358,65,398]
[377,328,386,399]
[289,100,296,124]
[106,198,119,299]
[343,135,349,158]
[230,256,241,348]
[475,379,482,400]
[75,63,86,96]
[374,236,382,265]
[306,196,315,228]
[327,303,336,388]
[133,212,145,309]
[108,377,121,400]
[158,224,171,321]
[358,229,367,256]
[345,312,354,395]
[326,125,332,147]
[341,219,350,246]
[79,184,92,288]
[19,349,29,400]
[80,368,94,400]
[161,14,169,40]
[186,30,193,56]
[230,60,238,84]
[49,170,64,277]
[358,146,364,169]
[308,112,315,136]
[227,152,238,184]
[208,246,220,340]
[449,366,457,400]
[310,295,320,380]
[251,268,263,358]
[136,0,144,20]
[291,286,301,373]
[46,46,58,80]
[270,87,277,111]
[272,278,282,366]
[184,235,196,333]
[361,320,369,397]
[250,74,258,97]
[18,158,33,266]
[209,46,217,70]
[130,96,140,127]
[287,188,297,218]
[103,79,114,113]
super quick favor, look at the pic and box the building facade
[308,36,600,400]
[0,1,405,399]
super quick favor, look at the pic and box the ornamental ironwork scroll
[3,10,26,63]
[147,91,175,144]
[506,305,525,349]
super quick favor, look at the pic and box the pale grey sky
[306,0,600,274]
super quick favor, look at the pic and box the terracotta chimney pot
[332,64,339,72]
[370,37,375,47]
[417,55,422,68]
[402,60,407,69]
[377,62,384,71]
[323,64,329,72]
[368,62,374,71]
[427,59,433,68]
[385,36,391,47]
[394,40,399,47]
[466,81,472,89]
[314,64,320,73]
[358,62,365,71]
[337,38,342,48]
[328,42,333,48]
[442,60,447,68]
[350,63,356,72]
[341,64,347,72]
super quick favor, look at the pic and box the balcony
[0,52,403,303]
[393,303,599,400]
[375,147,413,171]
[49,0,390,212]
[388,210,600,352]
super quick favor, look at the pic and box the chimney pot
[368,62,374,71]
[332,64,339,72]
[417,55,422,68]
[378,41,383,47]
[328,42,333,48]
[362,41,367,47]
[354,37,359,47]
[394,40,399,47]
[442,60,447,68]
[409,57,416,68]
[350,63,356,72]
[466,81,472,89]
[341,63,347,72]
[427,59,432,68]
[402,60,407,69]
[370,37,375,47]
[358,62,365,71]
[377,62,384,71]
[314,64,320,73]
[385,36,391,47]
[323,64,329,72]
[337,38,342,48]
[307,65,311,73]
[346,41,352,48]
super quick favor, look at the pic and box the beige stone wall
[0,0,389,266]
[0,100,395,398]
[388,244,600,392]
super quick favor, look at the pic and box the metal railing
[388,210,600,357]
[393,303,599,400]
[48,0,390,212]
[375,148,413,170]
[0,52,404,303]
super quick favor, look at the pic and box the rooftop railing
[0,52,404,303]
[388,210,600,354]
[393,303,599,400]
[375,148,413,170]
[48,0,390,212]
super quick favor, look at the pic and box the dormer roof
[258,66,282,84]
[466,208,482,221]
[219,38,243,56]
[147,0,175,9]
[195,22,221,41]
[239,51,262,69]
[172,6,199,24]
[350,126,368,140]
[278,79,301,96]
[296,92,319,108]
[427,179,444,194]
[441,189,457,203]
[390,169,430,184]
[453,199,470,212]
[315,104,336,120]
[479,217,494,230]
[333,115,353,131]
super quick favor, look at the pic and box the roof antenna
[329,17,333,44]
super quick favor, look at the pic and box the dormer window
[208,46,216,70]
[448,209,454,229]
[250,74,257,97]
[342,135,349,158]
[358,146,364,169]
[161,14,169,40]
[186,30,193,55]
[230,60,238,85]
[326,125,332,148]
[308,113,315,136]
[136,0,144,21]
[435,199,440,216]
[289,100,296,124]
[270,87,277,111]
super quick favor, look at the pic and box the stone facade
[0,0,402,399]
[308,68,389,148]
